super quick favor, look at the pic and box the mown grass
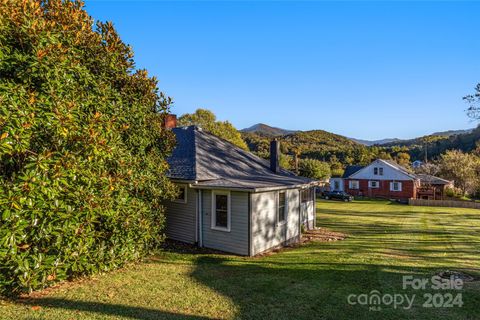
[1,199,479,319]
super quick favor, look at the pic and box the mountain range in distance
[241,123,298,137]
[349,137,401,146]
[241,123,475,146]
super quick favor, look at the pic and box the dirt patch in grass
[254,228,348,257]
[302,227,348,242]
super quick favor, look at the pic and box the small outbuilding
[164,124,319,256]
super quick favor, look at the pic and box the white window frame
[349,180,359,190]
[374,167,378,175]
[390,181,402,192]
[368,180,380,189]
[211,190,231,232]
[173,184,187,203]
[301,188,313,203]
[379,167,384,176]
[277,191,288,225]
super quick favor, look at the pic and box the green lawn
[1,200,480,319]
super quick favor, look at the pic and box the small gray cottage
[164,124,318,256]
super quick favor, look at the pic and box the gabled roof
[416,174,452,185]
[167,126,317,191]
[342,165,364,178]
[382,159,416,178]
[345,159,417,180]
[340,159,453,185]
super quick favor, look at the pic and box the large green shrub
[299,158,331,180]
[178,109,248,150]
[0,0,176,295]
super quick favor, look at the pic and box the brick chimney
[270,139,280,173]
[163,114,177,129]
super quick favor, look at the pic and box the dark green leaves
[0,0,176,295]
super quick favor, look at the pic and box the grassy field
[1,200,480,319]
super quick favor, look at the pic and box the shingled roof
[167,126,317,191]
[416,174,452,185]
[342,165,364,178]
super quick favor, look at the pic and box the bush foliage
[298,158,331,180]
[178,109,248,150]
[0,0,176,295]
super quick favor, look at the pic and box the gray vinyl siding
[301,200,315,230]
[201,190,249,255]
[251,189,300,255]
[164,185,197,243]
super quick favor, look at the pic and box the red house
[339,159,452,201]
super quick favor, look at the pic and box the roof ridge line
[192,126,199,180]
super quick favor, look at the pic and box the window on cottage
[278,191,287,223]
[212,192,230,231]
[379,168,384,175]
[301,188,313,203]
[173,185,187,203]
[374,167,378,175]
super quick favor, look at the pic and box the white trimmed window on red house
[390,181,402,192]
[368,180,380,188]
[349,180,359,189]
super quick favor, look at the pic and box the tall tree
[299,158,331,180]
[395,152,411,168]
[414,162,441,176]
[464,83,480,120]
[377,151,393,160]
[178,109,248,150]
[0,0,175,294]
[438,150,478,195]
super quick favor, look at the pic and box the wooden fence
[409,198,480,209]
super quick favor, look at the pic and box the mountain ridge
[241,123,474,146]
[240,123,297,137]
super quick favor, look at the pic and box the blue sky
[85,1,480,140]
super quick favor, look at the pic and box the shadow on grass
[14,200,480,320]
[186,256,475,320]
[19,255,477,320]
[20,298,209,320]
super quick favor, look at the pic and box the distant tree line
[180,81,480,196]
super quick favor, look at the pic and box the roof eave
[169,178,198,184]
[189,184,255,192]
[188,181,321,193]
[253,181,321,193]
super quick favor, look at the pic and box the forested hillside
[382,126,480,160]
[242,130,404,168]
[241,123,296,136]
[243,124,480,166]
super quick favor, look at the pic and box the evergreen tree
[0,0,176,294]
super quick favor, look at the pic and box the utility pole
[294,151,299,175]
[424,142,428,164]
